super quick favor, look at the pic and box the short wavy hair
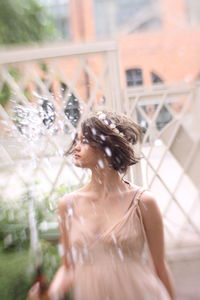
[67,111,143,174]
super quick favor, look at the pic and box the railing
[124,82,200,251]
[0,40,122,189]
[0,41,200,253]
[0,41,123,253]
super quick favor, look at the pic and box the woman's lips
[74,154,81,159]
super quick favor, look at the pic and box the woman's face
[72,131,104,169]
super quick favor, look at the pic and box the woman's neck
[88,166,127,196]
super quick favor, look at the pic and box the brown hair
[67,111,143,174]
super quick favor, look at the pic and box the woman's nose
[74,143,81,152]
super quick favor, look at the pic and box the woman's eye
[82,138,88,144]
[73,137,88,145]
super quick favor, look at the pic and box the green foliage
[0,82,11,107]
[0,247,72,300]
[0,0,57,45]
[0,196,30,251]
[39,62,49,74]
[44,183,78,213]
[0,67,23,108]
[40,240,60,281]
[9,67,22,81]
[0,183,78,250]
[0,250,31,300]
[54,183,78,197]
[0,183,78,299]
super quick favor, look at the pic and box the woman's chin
[74,161,91,169]
[74,159,85,168]
[74,161,82,168]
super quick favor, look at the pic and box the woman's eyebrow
[72,133,78,143]
[75,133,83,141]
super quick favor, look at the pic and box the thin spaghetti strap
[125,187,140,212]
[135,188,148,238]
[135,188,147,207]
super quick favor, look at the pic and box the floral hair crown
[96,111,124,137]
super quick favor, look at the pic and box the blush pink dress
[65,188,170,300]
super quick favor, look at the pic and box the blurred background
[0,0,200,299]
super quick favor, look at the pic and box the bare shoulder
[58,188,86,211]
[138,189,165,242]
[138,189,161,217]
[58,192,76,214]
[140,189,157,205]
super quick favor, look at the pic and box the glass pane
[126,69,143,86]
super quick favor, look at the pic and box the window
[126,68,143,87]
[94,0,161,37]
[151,72,164,84]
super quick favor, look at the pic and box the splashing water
[100,134,106,141]
[11,91,79,142]
[117,247,124,261]
[98,159,105,169]
[13,104,45,141]
[105,147,112,157]
[91,127,97,135]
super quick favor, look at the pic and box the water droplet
[100,134,106,141]
[111,233,117,244]
[105,147,112,157]
[97,159,104,169]
[117,247,124,261]
[91,128,97,135]
[68,207,73,217]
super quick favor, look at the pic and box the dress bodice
[66,188,147,265]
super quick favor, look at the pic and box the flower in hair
[97,112,106,121]
[113,128,119,134]
[109,123,116,129]
[96,111,124,138]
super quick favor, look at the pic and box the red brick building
[67,0,200,87]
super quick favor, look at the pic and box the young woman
[28,111,175,300]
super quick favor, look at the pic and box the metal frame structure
[0,41,199,253]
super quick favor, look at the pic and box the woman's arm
[139,191,176,300]
[57,195,72,268]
